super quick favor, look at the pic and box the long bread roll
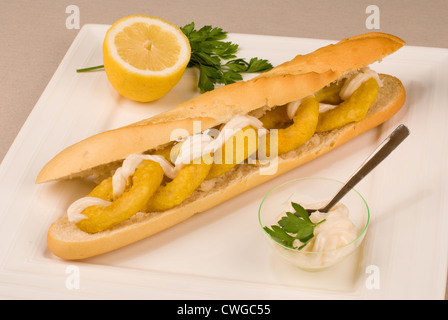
[38,32,406,259]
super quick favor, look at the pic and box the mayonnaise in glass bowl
[258,177,370,272]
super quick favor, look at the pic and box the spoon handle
[320,124,410,213]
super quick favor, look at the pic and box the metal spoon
[306,124,410,214]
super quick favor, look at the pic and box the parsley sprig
[264,202,326,250]
[180,22,273,92]
[77,22,274,93]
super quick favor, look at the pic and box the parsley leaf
[291,202,311,223]
[181,22,274,92]
[264,202,326,250]
[263,225,296,248]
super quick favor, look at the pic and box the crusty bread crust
[36,32,404,184]
[41,33,407,260]
[47,74,405,260]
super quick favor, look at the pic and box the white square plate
[1,24,447,299]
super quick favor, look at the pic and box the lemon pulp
[103,15,191,102]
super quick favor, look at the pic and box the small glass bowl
[258,177,370,271]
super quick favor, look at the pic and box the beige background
[0,0,447,298]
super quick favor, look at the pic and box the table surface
[1,0,447,299]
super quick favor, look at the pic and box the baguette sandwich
[37,32,406,260]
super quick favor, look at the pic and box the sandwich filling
[68,67,381,233]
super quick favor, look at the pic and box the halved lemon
[103,15,191,102]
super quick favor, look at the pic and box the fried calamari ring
[259,106,290,129]
[277,96,319,154]
[76,160,164,233]
[86,176,114,201]
[314,79,345,105]
[206,126,259,180]
[258,79,344,130]
[146,160,212,212]
[260,96,319,157]
[258,80,343,131]
[316,78,379,132]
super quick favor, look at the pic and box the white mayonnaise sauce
[298,202,357,253]
[112,154,176,198]
[67,197,112,223]
[339,67,383,100]
[286,99,302,119]
[272,201,360,270]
